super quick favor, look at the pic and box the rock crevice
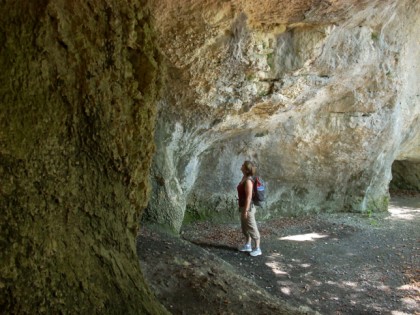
[147,0,420,232]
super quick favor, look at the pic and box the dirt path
[137,194,419,315]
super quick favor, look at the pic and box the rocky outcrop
[0,0,166,313]
[147,0,420,232]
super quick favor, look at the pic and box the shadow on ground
[138,194,419,315]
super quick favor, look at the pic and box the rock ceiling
[146,0,420,231]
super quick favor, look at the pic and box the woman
[237,160,262,256]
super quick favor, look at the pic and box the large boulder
[146,0,420,232]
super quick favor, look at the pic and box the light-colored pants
[240,204,260,241]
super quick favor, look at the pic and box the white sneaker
[250,248,262,256]
[238,244,252,252]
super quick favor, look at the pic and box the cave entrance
[389,159,420,193]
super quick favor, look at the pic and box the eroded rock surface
[0,1,166,313]
[146,0,420,232]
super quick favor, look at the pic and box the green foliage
[254,130,269,137]
[363,195,389,218]
[245,71,256,81]
[267,52,275,70]
[183,195,237,226]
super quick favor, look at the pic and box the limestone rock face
[147,0,420,232]
[0,0,166,313]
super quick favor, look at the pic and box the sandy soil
[137,193,419,315]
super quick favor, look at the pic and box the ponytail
[243,160,256,176]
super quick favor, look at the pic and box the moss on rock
[0,0,167,313]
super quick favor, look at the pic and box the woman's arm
[243,179,253,218]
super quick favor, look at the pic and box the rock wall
[0,0,166,313]
[146,0,420,232]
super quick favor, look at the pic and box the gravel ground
[138,193,419,315]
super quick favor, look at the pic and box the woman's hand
[242,209,249,220]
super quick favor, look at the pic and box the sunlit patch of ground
[167,193,420,314]
[388,204,420,221]
[387,190,420,221]
[389,194,420,314]
[279,233,329,242]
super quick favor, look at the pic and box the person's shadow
[187,240,238,252]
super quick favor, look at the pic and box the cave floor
[137,192,419,315]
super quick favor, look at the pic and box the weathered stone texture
[147,0,420,231]
[0,0,166,313]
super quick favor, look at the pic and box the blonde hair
[243,160,256,176]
